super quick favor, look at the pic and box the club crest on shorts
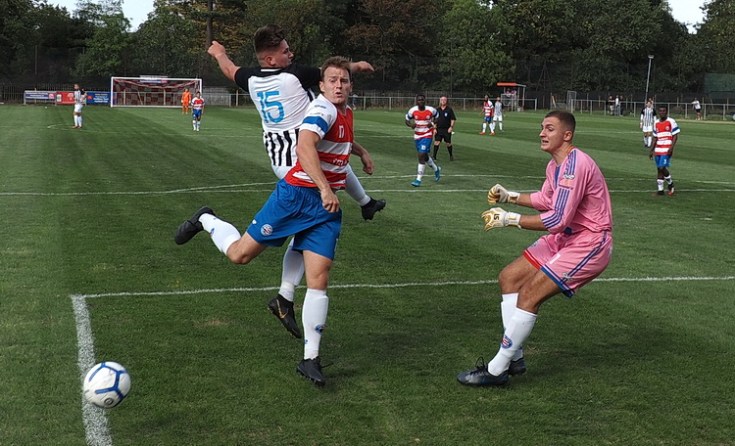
[260,224,273,236]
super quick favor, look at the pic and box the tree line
[2,0,734,95]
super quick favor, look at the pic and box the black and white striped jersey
[235,64,321,167]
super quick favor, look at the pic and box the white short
[74,104,84,113]
[642,125,653,133]
[493,115,503,122]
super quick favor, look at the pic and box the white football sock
[199,213,240,255]
[482,123,487,132]
[302,288,329,360]
[500,293,524,361]
[344,165,370,206]
[664,175,673,185]
[487,308,537,376]
[657,179,664,191]
[417,164,425,181]
[279,238,304,302]
[426,157,438,170]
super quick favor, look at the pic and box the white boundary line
[72,274,734,445]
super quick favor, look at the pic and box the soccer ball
[83,362,131,408]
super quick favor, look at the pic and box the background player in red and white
[480,95,494,135]
[405,94,441,187]
[640,100,657,149]
[72,84,85,129]
[190,91,205,131]
[207,25,385,339]
[649,105,679,195]
[174,56,377,387]
[457,110,613,386]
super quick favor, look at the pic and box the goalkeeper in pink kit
[458,110,613,386]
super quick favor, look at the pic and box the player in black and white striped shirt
[207,24,385,340]
[640,100,657,148]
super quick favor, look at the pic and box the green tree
[75,12,131,77]
[697,0,735,73]
[437,0,514,94]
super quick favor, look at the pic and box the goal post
[110,76,202,108]
[566,90,577,113]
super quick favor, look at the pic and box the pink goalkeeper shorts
[524,230,613,297]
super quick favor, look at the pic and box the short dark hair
[253,24,286,54]
[320,56,352,80]
[544,110,576,133]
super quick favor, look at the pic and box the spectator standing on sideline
[457,110,613,387]
[433,96,457,161]
[650,105,679,196]
[181,88,192,114]
[692,98,702,120]
[406,94,441,187]
[174,56,378,387]
[206,25,385,341]
[72,84,85,129]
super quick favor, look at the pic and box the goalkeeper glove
[482,207,521,231]
[487,184,520,205]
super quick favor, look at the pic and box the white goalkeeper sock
[344,165,370,206]
[487,308,537,376]
[199,213,241,255]
[500,293,524,361]
[417,164,426,181]
[302,288,329,360]
[657,179,665,191]
[279,238,304,302]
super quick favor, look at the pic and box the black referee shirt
[435,106,456,129]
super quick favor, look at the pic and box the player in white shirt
[72,84,85,128]
[207,24,384,339]
[492,96,504,133]
[639,100,657,148]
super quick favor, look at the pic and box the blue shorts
[484,117,493,123]
[192,110,202,119]
[414,138,433,154]
[246,179,342,260]
[654,155,671,168]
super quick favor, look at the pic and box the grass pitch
[0,104,733,445]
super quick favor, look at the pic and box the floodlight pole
[645,55,654,102]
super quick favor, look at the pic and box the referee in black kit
[433,96,457,161]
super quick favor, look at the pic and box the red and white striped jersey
[191,97,205,110]
[653,117,680,155]
[405,106,437,140]
[285,95,353,190]
[483,101,494,117]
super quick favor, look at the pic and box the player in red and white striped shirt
[405,94,441,187]
[650,106,680,195]
[174,57,378,387]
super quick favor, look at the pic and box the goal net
[110,76,202,107]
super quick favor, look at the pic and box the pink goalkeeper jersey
[529,148,613,235]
